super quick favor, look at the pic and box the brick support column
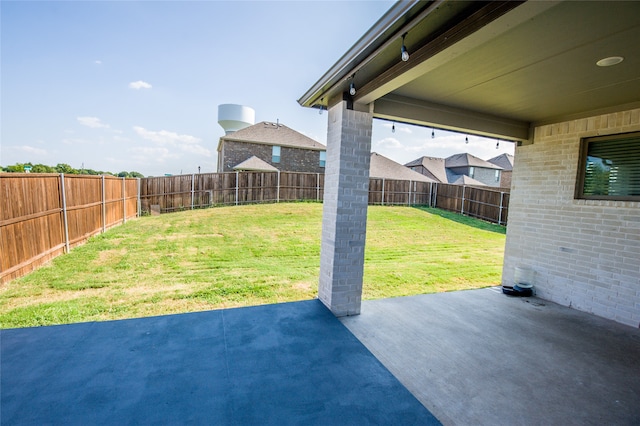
[319,100,373,316]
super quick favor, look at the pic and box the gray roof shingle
[487,153,514,171]
[220,121,326,151]
[446,171,487,186]
[405,156,448,183]
[445,153,502,170]
[232,156,279,172]
[370,152,434,182]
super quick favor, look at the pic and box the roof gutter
[297,0,440,109]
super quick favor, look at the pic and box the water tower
[218,104,255,134]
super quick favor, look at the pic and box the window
[469,166,475,178]
[319,151,326,167]
[576,132,640,200]
[272,145,281,163]
[495,170,500,182]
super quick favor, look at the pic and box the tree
[55,163,76,174]
[1,162,143,177]
[3,163,29,173]
[31,164,56,173]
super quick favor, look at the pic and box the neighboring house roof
[487,153,514,171]
[445,153,502,170]
[218,121,326,151]
[370,152,434,182]
[446,171,487,186]
[232,156,279,172]
[405,156,448,183]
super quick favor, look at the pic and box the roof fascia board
[374,94,531,141]
[222,138,326,151]
[297,0,436,109]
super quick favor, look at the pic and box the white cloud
[77,116,110,129]
[133,126,201,145]
[128,80,152,90]
[15,145,47,156]
[94,60,102,65]
[374,137,404,150]
[113,135,132,143]
[180,144,211,157]
[62,137,105,146]
[128,146,178,163]
[131,126,210,162]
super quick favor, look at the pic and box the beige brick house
[217,121,326,173]
[299,0,640,326]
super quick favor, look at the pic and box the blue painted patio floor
[1,299,440,425]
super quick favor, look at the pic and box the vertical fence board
[1,174,138,284]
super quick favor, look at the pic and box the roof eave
[297,0,431,109]
[221,137,326,151]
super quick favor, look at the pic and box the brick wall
[473,167,501,187]
[219,140,325,173]
[503,108,640,327]
[500,170,512,189]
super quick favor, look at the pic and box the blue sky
[1,1,514,177]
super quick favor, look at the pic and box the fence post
[277,171,281,203]
[461,185,466,215]
[235,171,239,206]
[60,174,70,253]
[408,180,412,206]
[317,173,320,202]
[432,183,437,208]
[101,175,106,233]
[137,178,141,218]
[499,191,505,225]
[191,174,195,210]
[381,178,385,206]
[122,177,127,224]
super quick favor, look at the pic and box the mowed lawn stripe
[0,203,506,328]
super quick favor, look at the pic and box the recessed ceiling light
[596,56,624,67]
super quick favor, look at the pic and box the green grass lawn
[0,203,506,328]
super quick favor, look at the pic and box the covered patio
[3,1,639,423]
[342,288,640,425]
[3,290,639,424]
[299,0,640,325]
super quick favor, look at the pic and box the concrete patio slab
[340,287,640,426]
[1,299,439,425]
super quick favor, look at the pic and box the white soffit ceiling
[390,1,640,124]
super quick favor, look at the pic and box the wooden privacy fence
[1,172,509,284]
[368,178,434,206]
[434,183,510,225]
[1,174,138,283]
[140,172,325,213]
[139,172,509,224]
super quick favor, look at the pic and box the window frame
[272,145,281,163]
[575,131,640,201]
[319,151,326,168]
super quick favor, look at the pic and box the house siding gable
[448,166,501,187]
[219,140,325,173]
